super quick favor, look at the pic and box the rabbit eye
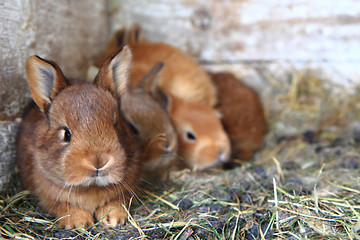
[63,127,71,142]
[185,131,196,141]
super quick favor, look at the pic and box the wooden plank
[110,0,360,62]
[0,0,108,120]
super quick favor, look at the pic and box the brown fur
[17,48,139,229]
[128,42,217,107]
[168,94,231,170]
[210,72,267,161]
[95,49,178,180]
[96,26,217,107]
[120,62,179,179]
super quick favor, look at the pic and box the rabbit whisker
[125,157,141,163]
[121,180,143,208]
[110,183,123,208]
[117,182,126,210]
[66,184,73,227]
[138,178,160,190]
[49,183,68,213]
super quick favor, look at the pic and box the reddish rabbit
[17,47,139,229]
[168,94,231,170]
[96,60,179,180]
[96,25,217,108]
[210,72,267,161]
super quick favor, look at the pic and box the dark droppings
[315,145,323,154]
[339,156,360,169]
[253,166,267,180]
[197,204,229,215]
[173,197,194,210]
[143,228,167,239]
[281,160,301,170]
[53,231,77,239]
[253,209,271,222]
[302,130,317,144]
[245,223,274,240]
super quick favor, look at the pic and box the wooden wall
[109,0,360,94]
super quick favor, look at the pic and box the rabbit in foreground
[17,47,139,229]
[210,72,267,161]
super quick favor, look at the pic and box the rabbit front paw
[95,201,128,227]
[56,207,95,229]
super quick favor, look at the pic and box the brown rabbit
[97,60,179,180]
[96,25,218,107]
[16,46,140,229]
[210,72,267,161]
[167,94,231,170]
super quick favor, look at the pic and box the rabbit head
[25,48,136,187]
[120,62,178,172]
[168,95,231,171]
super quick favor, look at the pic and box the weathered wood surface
[0,0,108,120]
[0,121,20,192]
[110,0,360,91]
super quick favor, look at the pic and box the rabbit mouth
[80,174,119,187]
[92,177,112,187]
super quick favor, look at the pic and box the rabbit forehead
[173,102,223,135]
[122,91,171,129]
[48,85,118,129]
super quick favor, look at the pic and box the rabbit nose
[164,134,177,154]
[163,142,172,154]
[92,153,111,170]
[217,151,228,163]
[92,169,105,178]
[91,155,110,178]
[94,158,108,169]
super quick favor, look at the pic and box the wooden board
[0,0,108,120]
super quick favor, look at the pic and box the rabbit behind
[96,25,218,107]
[167,94,231,170]
[108,61,179,180]
[17,47,140,229]
[210,72,267,161]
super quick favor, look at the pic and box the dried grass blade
[142,189,179,211]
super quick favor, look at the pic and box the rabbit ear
[138,62,171,113]
[154,88,171,113]
[138,62,164,94]
[95,45,132,98]
[25,56,68,113]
